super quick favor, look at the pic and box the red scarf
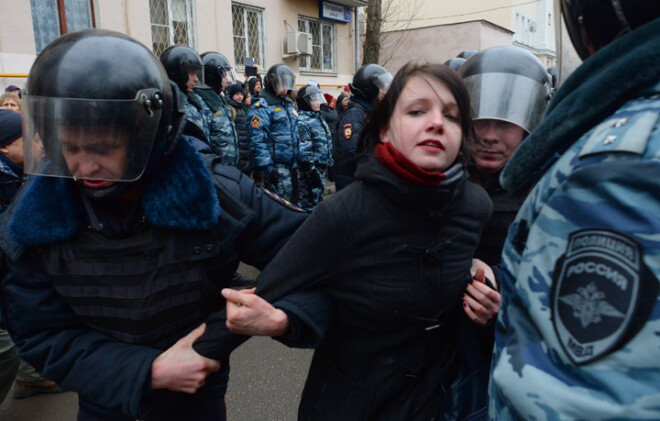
[374,142,446,186]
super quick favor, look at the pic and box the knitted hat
[0,109,22,148]
[228,83,244,99]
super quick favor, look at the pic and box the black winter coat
[336,100,369,179]
[241,155,493,420]
[228,97,251,174]
[0,136,328,419]
[319,104,339,158]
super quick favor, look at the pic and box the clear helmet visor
[554,0,583,88]
[22,89,163,182]
[304,91,327,110]
[373,72,393,95]
[273,73,295,94]
[221,66,237,86]
[182,62,205,88]
[464,72,551,134]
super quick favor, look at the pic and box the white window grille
[149,0,197,57]
[232,3,266,70]
[298,17,336,73]
[30,0,95,53]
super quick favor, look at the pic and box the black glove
[253,171,265,188]
[265,168,279,189]
[309,168,324,190]
[327,165,337,182]
[299,161,313,175]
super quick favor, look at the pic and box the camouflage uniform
[489,23,660,420]
[296,110,333,210]
[194,87,240,166]
[184,91,213,142]
[248,90,308,202]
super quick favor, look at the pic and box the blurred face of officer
[471,119,526,173]
[380,75,462,172]
[1,137,24,166]
[185,70,199,93]
[59,127,129,189]
[1,98,20,112]
[232,91,244,103]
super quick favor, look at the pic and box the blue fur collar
[9,136,221,246]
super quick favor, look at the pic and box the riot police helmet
[459,46,552,134]
[457,50,477,59]
[444,57,466,71]
[264,64,295,96]
[22,29,175,195]
[296,86,326,112]
[201,52,236,92]
[160,45,204,94]
[560,0,659,60]
[349,64,392,103]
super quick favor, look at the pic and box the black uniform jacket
[0,136,326,419]
[335,100,369,178]
[199,154,493,420]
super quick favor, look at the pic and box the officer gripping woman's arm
[0,30,332,421]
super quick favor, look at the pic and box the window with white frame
[514,11,537,47]
[149,0,196,57]
[30,0,95,53]
[298,16,336,73]
[232,3,266,70]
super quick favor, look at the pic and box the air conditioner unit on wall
[286,31,313,56]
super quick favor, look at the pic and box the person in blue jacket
[247,64,310,204]
[0,30,329,421]
[295,86,333,210]
[489,2,660,419]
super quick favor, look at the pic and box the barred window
[232,3,266,71]
[150,0,197,57]
[298,17,336,73]
[30,0,95,53]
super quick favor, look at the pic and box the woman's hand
[222,288,291,336]
[463,260,500,325]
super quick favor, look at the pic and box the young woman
[209,63,499,420]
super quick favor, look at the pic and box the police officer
[489,2,660,419]
[459,46,552,266]
[336,64,391,191]
[295,86,333,210]
[160,45,213,146]
[196,52,241,166]
[0,30,328,420]
[248,64,308,203]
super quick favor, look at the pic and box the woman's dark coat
[248,154,493,420]
[228,97,251,174]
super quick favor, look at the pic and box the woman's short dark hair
[359,62,473,165]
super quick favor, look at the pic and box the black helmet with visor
[22,29,175,191]
[201,52,236,92]
[160,45,205,94]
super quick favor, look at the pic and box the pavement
[0,263,315,420]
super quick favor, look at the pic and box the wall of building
[0,0,357,96]
[382,20,513,75]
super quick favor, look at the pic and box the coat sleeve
[0,251,161,419]
[247,102,273,170]
[194,198,350,360]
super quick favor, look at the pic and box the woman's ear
[380,126,390,144]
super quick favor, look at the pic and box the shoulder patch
[578,111,658,159]
[262,189,307,213]
[343,123,353,139]
[251,115,261,128]
[551,229,658,365]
